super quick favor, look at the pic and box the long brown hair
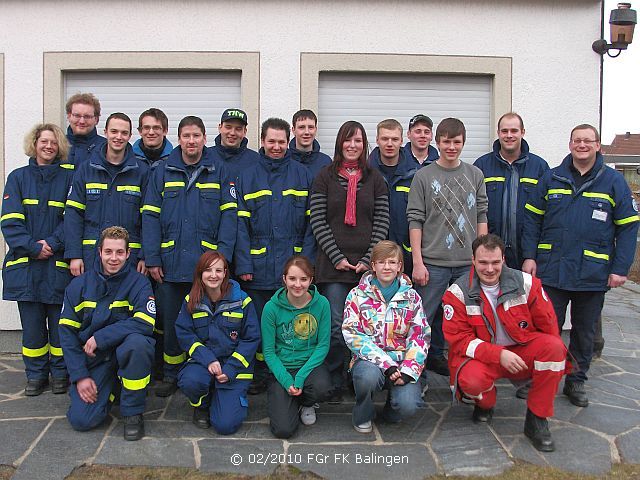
[330,121,370,178]
[187,252,230,313]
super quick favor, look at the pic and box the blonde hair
[65,92,101,117]
[370,240,403,268]
[377,119,403,136]
[98,226,130,250]
[23,123,69,161]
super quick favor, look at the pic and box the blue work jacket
[175,279,259,386]
[132,138,174,167]
[1,158,74,303]
[288,139,332,179]
[141,146,237,283]
[65,127,106,168]
[402,142,439,169]
[474,139,549,268]
[235,149,316,289]
[522,153,640,291]
[212,135,260,184]
[64,144,149,269]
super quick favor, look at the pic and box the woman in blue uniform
[1,124,74,395]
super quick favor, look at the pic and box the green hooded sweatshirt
[261,285,331,390]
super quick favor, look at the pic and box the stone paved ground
[1,284,639,480]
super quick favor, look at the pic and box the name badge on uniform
[592,209,608,222]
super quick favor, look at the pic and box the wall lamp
[593,2,637,57]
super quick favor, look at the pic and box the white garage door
[317,72,492,163]
[64,71,242,147]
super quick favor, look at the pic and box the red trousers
[457,334,565,418]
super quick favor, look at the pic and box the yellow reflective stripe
[520,178,539,185]
[222,311,243,319]
[109,393,115,403]
[129,242,141,249]
[50,346,63,357]
[192,311,208,319]
[582,192,616,207]
[195,182,220,189]
[537,243,552,250]
[48,201,65,208]
[5,257,29,267]
[402,243,412,253]
[59,318,81,328]
[22,199,39,205]
[250,247,266,255]
[109,300,133,310]
[282,189,308,197]
[255,352,264,361]
[583,250,609,261]
[305,209,311,216]
[60,163,75,170]
[244,190,272,201]
[395,186,410,192]
[201,240,217,250]
[22,344,49,357]
[242,297,252,308]
[164,181,185,188]
[161,240,175,248]
[185,294,190,302]
[121,374,151,391]
[525,203,545,215]
[154,328,164,335]
[134,311,155,326]
[190,392,208,407]
[189,342,205,357]
[237,210,251,217]
[82,239,97,246]
[74,301,97,312]
[86,183,108,190]
[141,204,161,214]
[66,200,86,210]
[615,215,640,225]
[1,213,26,222]
[116,185,141,192]
[484,177,506,183]
[164,352,186,365]
[236,373,254,380]
[294,246,302,253]
[56,261,70,269]
[220,202,237,211]
[232,351,249,368]
[545,188,572,200]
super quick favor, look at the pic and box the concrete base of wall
[0,330,21,353]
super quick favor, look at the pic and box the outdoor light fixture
[593,2,637,57]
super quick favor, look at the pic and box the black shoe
[328,389,344,405]
[563,381,588,407]
[51,377,69,394]
[425,356,450,376]
[524,409,555,452]
[193,407,211,429]
[123,414,145,441]
[472,405,494,424]
[155,378,177,397]
[515,384,530,399]
[25,378,49,396]
[593,339,605,359]
[247,379,267,396]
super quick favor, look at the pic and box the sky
[601,0,640,144]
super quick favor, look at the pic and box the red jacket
[442,266,562,385]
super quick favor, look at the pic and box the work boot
[425,356,450,376]
[515,384,530,399]
[563,381,588,407]
[472,405,494,424]
[192,407,211,429]
[51,377,69,394]
[155,378,177,397]
[524,408,555,452]
[25,378,49,396]
[123,414,145,441]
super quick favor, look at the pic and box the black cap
[220,108,248,125]
[409,114,433,129]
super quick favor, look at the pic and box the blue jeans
[413,264,470,358]
[351,359,423,426]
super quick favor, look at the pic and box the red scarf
[338,160,362,226]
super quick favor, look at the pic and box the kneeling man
[59,226,155,440]
[442,234,566,452]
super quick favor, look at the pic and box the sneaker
[472,405,494,424]
[353,420,372,433]
[563,381,588,407]
[300,404,317,426]
[155,378,177,397]
[524,408,555,452]
[425,356,450,376]
[123,414,145,441]
[25,378,49,396]
[51,377,69,394]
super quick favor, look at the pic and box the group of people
[2,92,638,453]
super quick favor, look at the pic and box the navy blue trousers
[155,281,191,379]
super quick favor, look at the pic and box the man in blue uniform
[289,109,332,178]
[474,113,549,270]
[64,93,107,168]
[133,108,173,166]
[59,226,155,441]
[523,124,639,408]
[142,116,237,396]
[213,108,260,183]
[403,114,439,169]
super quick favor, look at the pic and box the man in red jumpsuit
[442,234,567,452]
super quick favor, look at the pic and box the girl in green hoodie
[261,255,331,438]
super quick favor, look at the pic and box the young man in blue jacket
[64,93,106,168]
[289,110,332,179]
[59,226,156,441]
[403,114,439,169]
[212,108,260,183]
[133,108,173,166]
[142,116,237,396]
[523,124,639,408]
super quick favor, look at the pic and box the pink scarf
[338,160,362,226]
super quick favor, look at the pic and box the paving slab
[289,412,374,443]
[572,403,640,436]
[95,436,196,467]
[589,376,640,401]
[0,368,27,395]
[198,438,284,475]
[0,392,69,419]
[616,429,640,463]
[377,406,440,442]
[0,418,49,465]
[604,356,640,374]
[542,425,612,475]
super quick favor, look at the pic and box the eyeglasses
[571,139,598,145]
[374,260,400,267]
[70,113,95,121]
[140,125,164,133]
